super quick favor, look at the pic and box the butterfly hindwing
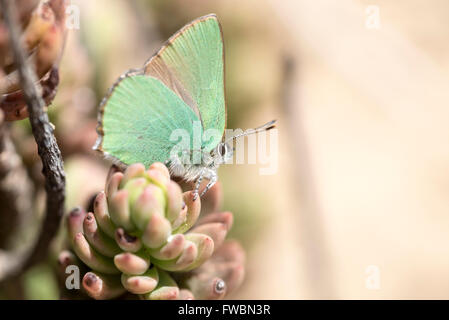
[144,14,226,151]
[98,75,201,167]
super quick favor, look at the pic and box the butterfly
[94,14,276,200]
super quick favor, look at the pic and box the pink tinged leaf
[120,163,146,187]
[66,207,86,240]
[141,212,171,249]
[113,251,150,275]
[105,172,123,198]
[83,212,121,257]
[93,191,116,238]
[121,267,159,294]
[165,181,183,222]
[197,211,234,231]
[72,232,119,274]
[151,234,185,260]
[108,189,135,231]
[114,227,142,253]
[189,222,228,252]
[172,191,201,234]
[131,185,164,230]
[149,162,170,181]
[184,233,214,271]
[82,272,125,300]
[145,168,170,190]
[142,270,178,300]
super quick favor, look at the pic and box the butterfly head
[211,120,277,166]
[212,141,233,165]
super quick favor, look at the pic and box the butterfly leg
[200,170,217,198]
[192,168,205,201]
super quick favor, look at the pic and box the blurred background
[6,0,449,299]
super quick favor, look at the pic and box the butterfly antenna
[226,120,277,143]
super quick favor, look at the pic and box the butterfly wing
[143,14,226,151]
[95,74,201,167]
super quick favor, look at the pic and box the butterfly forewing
[144,14,226,151]
[100,75,201,167]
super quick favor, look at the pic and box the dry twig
[0,0,65,282]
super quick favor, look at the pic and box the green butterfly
[94,14,275,199]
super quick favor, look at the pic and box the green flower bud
[65,162,241,300]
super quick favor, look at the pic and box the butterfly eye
[219,144,227,157]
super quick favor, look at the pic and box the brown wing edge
[93,68,143,156]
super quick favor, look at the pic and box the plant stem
[0,0,65,282]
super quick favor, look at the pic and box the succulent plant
[62,162,245,300]
[0,0,66,121]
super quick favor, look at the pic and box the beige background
[62,0,449,299]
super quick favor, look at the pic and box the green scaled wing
[144,14,226,151]
[96,75,201,167]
